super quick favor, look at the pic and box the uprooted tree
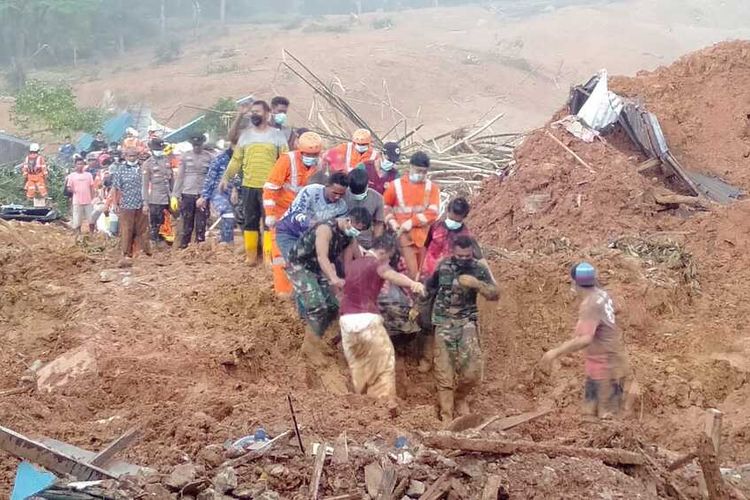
[11,80,106,135]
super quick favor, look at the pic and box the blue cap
[570,262,596,287]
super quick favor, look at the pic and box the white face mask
[380,159,395,171]
[355,144,369,154]
[350,191,368,201]
[444,218,463,230]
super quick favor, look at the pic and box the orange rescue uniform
[328,142,379,172]
[263,151,320,295]
[21,155,48,199]
[383,177,441,279]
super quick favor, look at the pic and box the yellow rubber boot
[243,230,259,266]
[262,230,273,266]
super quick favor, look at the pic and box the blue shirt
[112,162,144,210]
[58,143,76,161]
[276,184,348,238]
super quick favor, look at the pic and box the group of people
[37,95,629,423]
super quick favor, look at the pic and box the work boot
[262,230,273,267]
[437,390,454,423]
[455,394,471,417]
[418,334,434,373]
[243,230,259,266]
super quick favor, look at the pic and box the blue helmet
[570,262,596,287]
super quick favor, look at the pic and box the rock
[213,467,237,494]
[197,444,224,468]
[36,345,98,393]
[165,463,198,491]
[99,270,117,283]
[406,479,426,497]
[143,483,172,498]
[268,464,288,477]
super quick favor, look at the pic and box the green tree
[11,80,106,134]
[201,97,237,139]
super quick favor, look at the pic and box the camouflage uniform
[378,282,421,336]
[425,257,496,421]
[287,220,352,336]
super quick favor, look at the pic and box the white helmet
[29,143,40,153]
[126,127,138,137]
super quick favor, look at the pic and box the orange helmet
[352,128,372,145]
[298,132,323,155]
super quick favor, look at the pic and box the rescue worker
[539,262,630,419]
[424,235,499,422]
[328,128,379,173]
[263,131,324,296]
[141,138,173,245]
[344,167,385,250]
[364,141,401,195]
[122,128,146,155]
[110,148,151,259]
[220,100,288,265]
[173,134,213,249]
[274,172,350,263]
[21,143,48,202]
[383,151,440,279]
[270,96,296,148]
[198,141,236,244]
[286,207,372,348]
[339,234,425,411]
[418,197,483,373]
[88,131,108,153]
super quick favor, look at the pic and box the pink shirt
[67,172,94,205]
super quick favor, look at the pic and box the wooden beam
[422,434,644,466]
[697,435,729,500]
[637,157,661,174]
[0,425,116,481]
[309,442,328,500]
[654,193,707,208]
[90,427,141,467]
[704,409,723,453]
[545,130,597,174]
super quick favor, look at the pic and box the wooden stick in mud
[309,442,328,500]
[544,130,596,174]
[288,394,305,454]
[422,434,644,466]
[697,435,729,500]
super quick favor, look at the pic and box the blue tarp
[76,112,133,152]
[11,461,57,500]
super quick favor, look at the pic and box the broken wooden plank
[448,408,553,433]
[637,157,661,174]
[639,448,689,500]
[332,431,348,465]
[482,474,502,500]
[654,193,707,208]
[0,425,116,481]
[375,460,398,500]
[222,430,293,468]
[545,130,596,174]
[698,435,729,500]
[704,408,723,454]
[420,471,451,500]
[309,441,328,500]
[90,427,141,467]
[667,452,697,472]
[422,434,643,466]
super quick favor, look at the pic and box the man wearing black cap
[142,138,173,245]
[364,141,401,195]
[173,133,214,248]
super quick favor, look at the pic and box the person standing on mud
[141,138,173,246]
[220,100,288,265]
[66,156,95,235]
[110,148,151,259]
[424,235,499,423]
[286,208,372,356]
[539,262,630,419]
[339,234,425,413]
[173,134,213,249]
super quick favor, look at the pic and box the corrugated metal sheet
[0,132,30,168]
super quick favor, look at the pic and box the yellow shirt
[224,128,289,188]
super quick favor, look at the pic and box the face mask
[350,191,368,201]
[380,159,395,171]
[409,172,425,183]
[445,218,463,230]
[152,151,164,158]
[274,113,287,126]
[126,160,137,166]
[250,115,264,127]
[355,144,369,154]
[302,155,318,167]
[345,226,361,238]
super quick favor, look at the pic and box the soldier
[424,235,499,423]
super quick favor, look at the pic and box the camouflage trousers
[286,266,338,337]
[434,319,483,394]
[340,314,396,400]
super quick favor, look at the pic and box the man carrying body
[21,143,48,203]
[274,172,350,263]
[263,132,324,296]
[425,236,499,422]
[344,167,385,250]
[383,151,440,279]
[221,100,288,264]
[364,141,401,195]
[66,157,95,235]
[287,207,372,344]
[110,149,151,259]
[270,96,297,149]
[173,134,213,249]
[142,138,173,245]
[339,234,425,411]
[540,262,630,418]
